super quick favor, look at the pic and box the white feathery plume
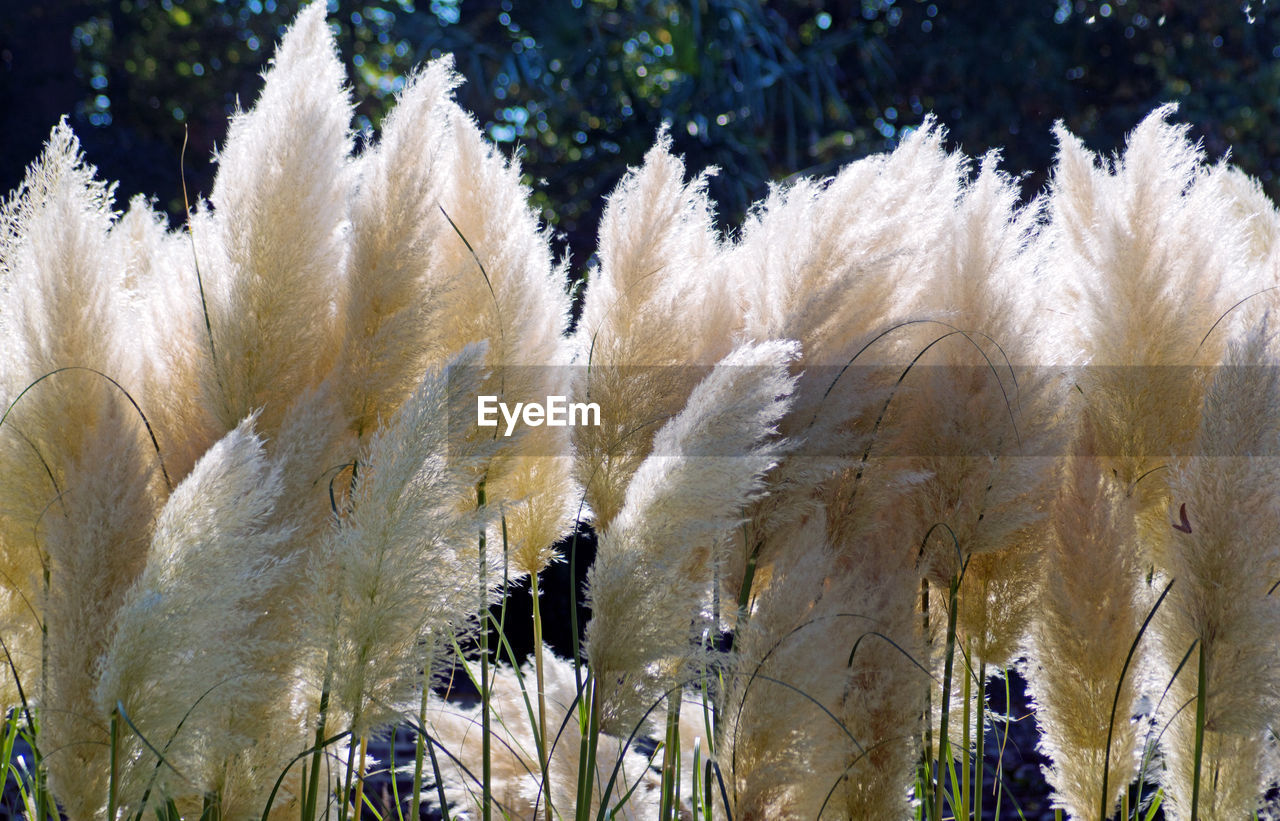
[94,416,293,813]
[886,154,1063,670]
[337,57,461,438]
[572,131,739,533]
[585,339,797,734]
[200,1,353,436]
[109,194,222,484]
[0,121,162,816]
[425,84,575,578]
[309,343,497,739]
[1025,418,1146,821]
[1042,106,1251,570]
[1157,315,1280,821]
[726,121,963,593]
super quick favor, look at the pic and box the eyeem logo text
[477,395,601,437]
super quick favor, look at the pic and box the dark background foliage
[2,0,1278,279]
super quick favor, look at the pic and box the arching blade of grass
[0,367,173,490]
[261,729,352,820]
[1133,639,1198,817]
[1101,579,1173,821]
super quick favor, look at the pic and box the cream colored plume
[886,153,1063,670]
[1157,316,1280,820]
[421,79,575,578]
[1042,106,1255,570]
[0,121,163,817]
[1025,418,1146,821]
[585,339,797,734]
[572,130,739,533]
[309,343,497,740]
[94,416,293,814]
[109,194,222,484]
[726,120,963,589]
[199,1,353,437]
[337,57,461,438]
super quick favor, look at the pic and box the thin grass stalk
[412,681,426,821]
[659,690,682,819]
[352,735,369,821]
[993,671,1014,821]
[975,663,986,821]
[691,742,702,820]
[921,578,934,818]
[919,753,932,816]
[416,671,454,821]
[304,676,333,821]
[428,727,451,821]
[736,531,762,621]
[1098,579,1173,821]
[1190,641,1206,821]
[934,574,961,821]
[576,676,602,821]
[108,707,119,821]
[0,711,17,802]
[706,759,718,821]
[575,694,592,819]
[477,478,491,821]
[530,571,552,821]
[34,715,51,821]
[387,732,401,821]
[341,733,359,821]
[946,742,963,820]
[569,522,585,689]
[962,640,972,818]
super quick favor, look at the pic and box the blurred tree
[3,0,1279,278]
[873,0,1280,204]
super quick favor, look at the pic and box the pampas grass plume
[95,416,293,814]
[585,339,798,733]
[1025,417,1145,820]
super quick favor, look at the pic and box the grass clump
[4,4,1280,820]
